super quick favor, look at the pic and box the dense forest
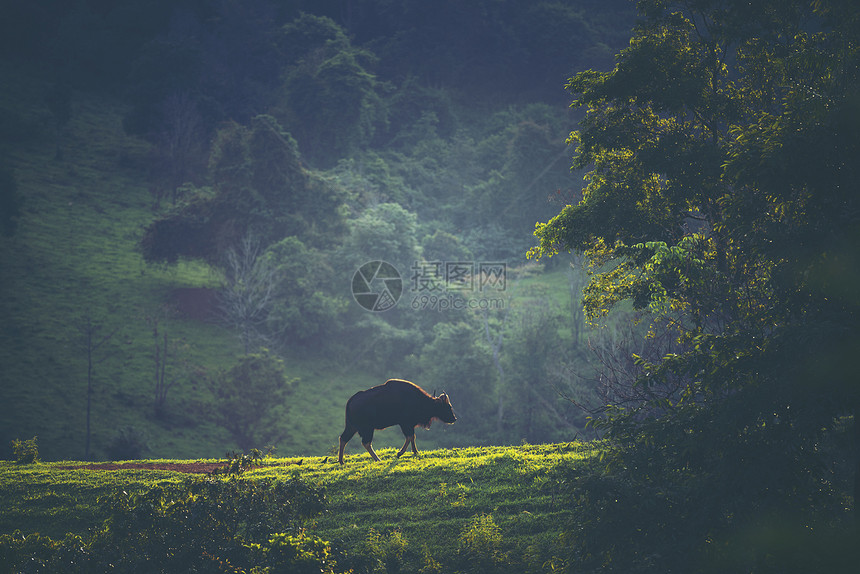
[2,0,858,571]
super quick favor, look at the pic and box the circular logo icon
[351,261,403,311]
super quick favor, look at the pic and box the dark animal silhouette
[338,379,456,464]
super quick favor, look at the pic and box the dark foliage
[205,350,297,452]
[531,0,860,570]
[0,475,339,574]
[105,427,148,461]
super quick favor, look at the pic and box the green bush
[0,531,88,574]
[360,528,409,574]
[105,427,148,461]
[456,513,507,573]
[10,436,38,464]
[0,475,340,573]
[256,530,341,574]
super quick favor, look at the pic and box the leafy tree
[336,202,421,276]
[140,115,346,264]
[531,0,859,569]
[277,13,388,165]
[421,229,473,263]
[264,236,348,347]
[206,350,297,452]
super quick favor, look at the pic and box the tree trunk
[85,327,93,460]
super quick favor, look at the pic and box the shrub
[10,436,38,464]
[360,528,409,574]
[207,350,297,451]
[456,513,507,573]
[0,475,337,573]
[257,530,340,574]
[105,427,148,461]
[0,531,88,574]
[213,448,265,475]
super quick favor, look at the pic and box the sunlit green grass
[0,459,203,538]
[0,443,597,562]
[295,442,594,554]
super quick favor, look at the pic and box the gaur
[338,379,456,464]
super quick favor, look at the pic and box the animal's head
[435,392,457,423]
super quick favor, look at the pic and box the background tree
[264,236,348,347]
[140,115,347,264]
[206,350,297,452]
[76,313,121,460]
[501,298,574,444]
[150,91,207,207]
[277,13,387,165]
[145,309,188,419]
[218,234,279,354]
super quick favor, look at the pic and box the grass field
[0,443,595,571]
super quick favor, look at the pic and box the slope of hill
[0,62,582,462]
[0,63,388,461]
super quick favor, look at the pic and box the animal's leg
[339,428,357,465]
[338,436,348,465]
[358,428,379,462]
[396,434,415,458]
[410,434,418,455]
[363,442,381,462]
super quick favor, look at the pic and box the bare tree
[146,309,186,418]
[150,91,205,207]
[556,316,690,429]
[218,234,280,353]
[76,312,120,460]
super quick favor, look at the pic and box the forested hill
[0,1,635,462]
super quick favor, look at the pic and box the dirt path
[58,462,227,474]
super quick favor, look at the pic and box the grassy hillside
[0,62,583,463]
[1,62,240,461]
[0,62,381,461]
[0,443,594,571]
